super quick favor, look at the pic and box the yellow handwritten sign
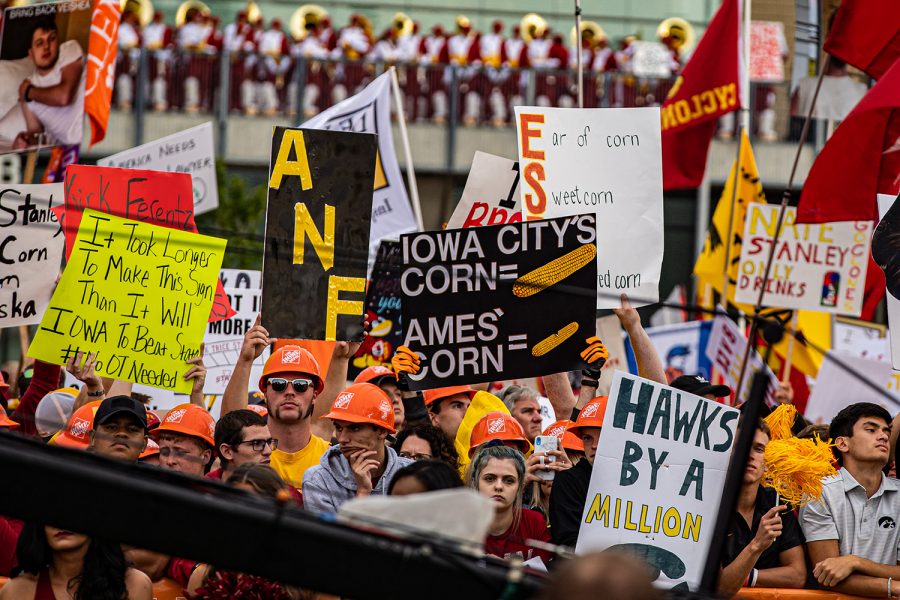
[28,210,226,393]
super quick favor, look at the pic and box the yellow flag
[765,309,830,377]
[694,130,765,312]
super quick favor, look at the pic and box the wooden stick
[781,311,798,384]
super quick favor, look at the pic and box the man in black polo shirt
[718,420,807,596]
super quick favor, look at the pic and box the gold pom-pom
[764,404,797,442]
[763,436,837,507]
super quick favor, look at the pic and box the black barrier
[0,433,545,599]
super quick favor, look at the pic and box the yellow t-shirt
[269,434,331,491]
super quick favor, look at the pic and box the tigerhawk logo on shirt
[879,517,896,530]
[334,392,354,409]
[487,417,506,434]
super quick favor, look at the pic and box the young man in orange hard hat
[354,365,405,432]
[221,316,360,491]
[152,403,216,476]
[302,383,413,513]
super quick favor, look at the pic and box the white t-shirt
[27,39,85,146]
[793,75,868,122]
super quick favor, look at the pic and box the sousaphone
[570,20,606,47]
[290,4,328,40]
[176,0,210,27]
[657,17,696,55]
[121,0,154,26]
[520,13,547,42]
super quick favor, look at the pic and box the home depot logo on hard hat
[547,424,565,438]
[283,349,302,364]
[378,400,391,420]
[70,417,91,440]
[166,409,187,423]
[334,392,354,409]
[371,366,392,376]
[487,417,506,434]
[581,403,600,418]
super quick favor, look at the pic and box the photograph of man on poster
[0,1,90,153]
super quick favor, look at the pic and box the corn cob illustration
[512,243,597,298]
[532,322,579,357]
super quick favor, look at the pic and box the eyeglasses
[399,452,432,461]
[267,378,312,393]
[236,438,279,452]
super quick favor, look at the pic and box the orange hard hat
[542,419,585,453]
[354,365,397,386]
[0,370,9,390]
[152,404,216,448]
[259,345,324,394]
[247,404,268,417]
[321,383,395,433]
[568,396,608,437]
[50,400,103,449]
[0,404,19,429]
[140,438,160,460]
[423,385,476,409]
[469,412,530,456]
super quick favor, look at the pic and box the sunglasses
[267,378,312,393]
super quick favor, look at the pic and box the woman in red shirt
[467,445,552,563]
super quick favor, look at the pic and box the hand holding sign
[241,315,273,362]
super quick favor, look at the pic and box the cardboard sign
[631,41,674,78]
[350,240,403,378]
[63,164,234,321]
[97,123,219,215]
[0,184,64,327]
[515,106,664,308]
[28,210,226,393]
[261,127,376,341]
[400,215,598,389]
[749,21,785,82]
[0,0,92,154]
[204,286,269,395]
[833,317,889,362]
[446,152,521,230]
[805,351,900,425]
[705,314,777,406]
[219,268,260,290]
[734,204,871,316]
[625,320,714,383]
[302,72,418,260]
[576,371,739,591]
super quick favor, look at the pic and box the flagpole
[734,53,832,402]
[575,0,584,108]
[720,132,744,302]
[781,311,798,384]
[389,66,424,231]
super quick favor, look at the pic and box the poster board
[0,183,64,327]
[705,314,777,406]
[833,316,889,362]
[203,286,269,395]
[0,0,92,153]
[625,320,714,383]
[219,268,260,290]
[97,122,219,215]
[805,350,900,424]
[400,215,598,389]
[749,21,785,82]
[576,371,739,591]
[28,209,226,393]
[631,41,674,78]
[515,106,664,308]
[261,127,376,341]
[446,151,521,230]
[733,204,871,316]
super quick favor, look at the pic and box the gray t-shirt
[799,467,900,565]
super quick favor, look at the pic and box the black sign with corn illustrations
[399,215,598,389]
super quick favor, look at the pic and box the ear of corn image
[513,243,597,298]
[532,322,579,357]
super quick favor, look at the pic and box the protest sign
[576,371,739,591]
[705,314,777,406]
[349,240,403,379]
[220,268,260,289]
[749,21,785,82]
[400,215,598,389]
[515,106,664,308]
[734,204,871,316]
[833,317,889,362]
[97,123,219,215]
[446,152,521,230]
[28,209,226,393]
[204,287,269,395]
[0,0,92,154]
[0,184,64,327]
[63,164,234,321]
[625,320,714,383]
[805,351,900,424]
[302,72,418,259]
[596,315,626,394]
[877,194,900,369]
[261,127,376,341]
[631,41,675,78]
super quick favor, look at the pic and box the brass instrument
[520,13,547,43]
[657,17,696,55]
[392,12,413,37]
[570,20,606,47]
[120,0,154,26]
[290,4,327,41]
[175,0,210,27]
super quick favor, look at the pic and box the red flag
[661,0,741,190]
[824,0,900,80]
[796,59,900,224]
[84,0,120,146]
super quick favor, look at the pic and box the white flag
[302,72,419,259]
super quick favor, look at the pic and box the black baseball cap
[670,375,732,399]
[94,395,148,430]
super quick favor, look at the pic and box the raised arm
[614,294,666,384]
[221,315,271,416]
